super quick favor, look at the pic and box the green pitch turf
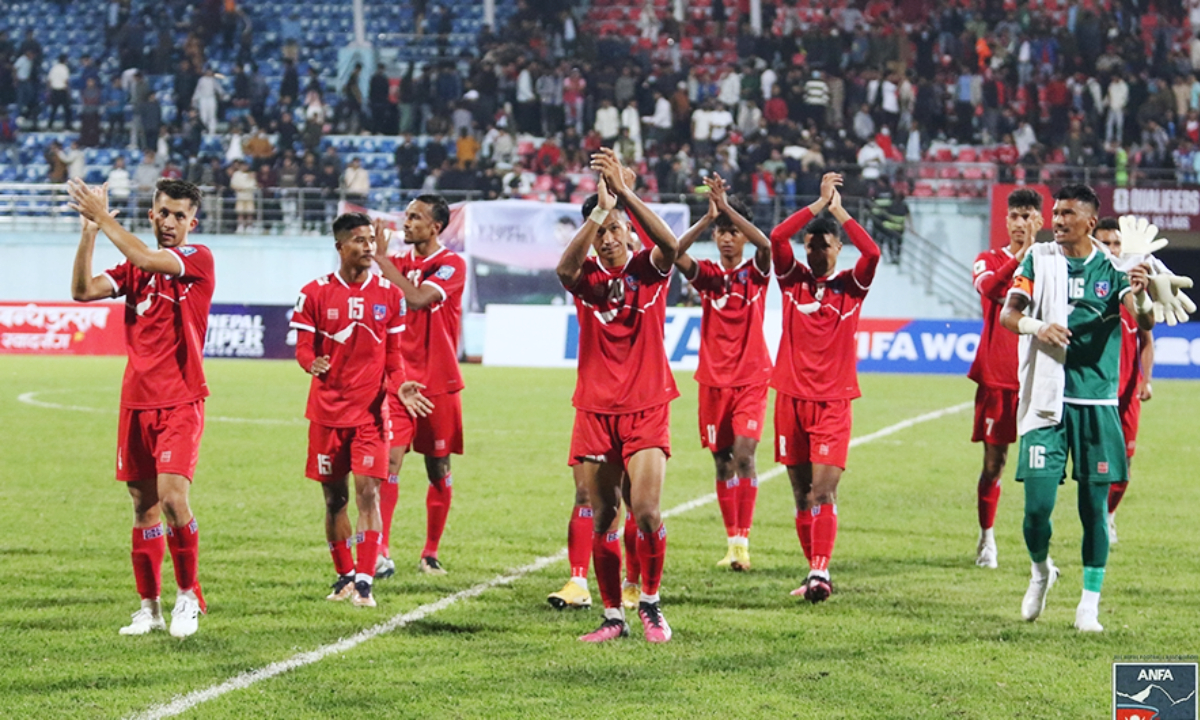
[0,357,1197,719]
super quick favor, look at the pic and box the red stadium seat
[957,147,977,162]
[934,148,954,162]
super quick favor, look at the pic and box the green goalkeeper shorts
[1017,403,1128,485]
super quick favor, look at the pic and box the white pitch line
[16,391,305,425]
[128,401,970,720]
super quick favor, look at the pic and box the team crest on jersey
[178,246,197,256]
[327,308,339,320]
[1095,281,1110,298]
[373,303,387,320]
[435,265,456,281]
[625,275,639,291]
[737,270,748,283]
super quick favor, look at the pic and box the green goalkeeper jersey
[1013,245,1130,403]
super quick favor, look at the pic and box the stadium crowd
[3,0,1200,221]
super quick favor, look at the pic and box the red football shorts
[1120,395,1141,459]
[306,418,388,482]
[697,383,768,451]
[971,385,1018,446]
[411,391,463,457]
[386,394,417,450]
[116,401,206,482]
[773,394,852,469]
[569,403,672,468]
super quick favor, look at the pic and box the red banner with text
[1096,186,1200,232]
[0,302,125,355]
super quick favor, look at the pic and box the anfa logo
[1113,661,1198,720]
[1096,280,1111,298]
[435,265,456,281]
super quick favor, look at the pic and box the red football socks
[131,524,165,600]
[380,474,399,557]
[1108,481,1129,514]
[423,474,452,557]
[166,518,200,593]
[592,530,623,609]
[809,504,837,572]
[795,509,814,562]
[329,537,355,576]
[623,511,640,585]
[736,476,758,537]
[977,474,1002,530]
[636,524,667,596]
[568,505,593,579]
[355,530,381,577]
[715,478,739,538]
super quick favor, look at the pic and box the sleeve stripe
[852,273,871,292]
[973,271,994,291]
[101,272,119,297]
[166,249,186,277]
[290,322,316,332]
[1118,286,1132,299]
[387,325,406,334]
[423,281,449,302]
[1006,288,1031,299]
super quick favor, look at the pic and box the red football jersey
[389,245,465,396]
[967,246,1020,390]
[769,212,879,401]
[690,258,773,388]
[567,249,680,413]
[1117,305,1143,404]
[290,273,406,428]
[103,244,215,409]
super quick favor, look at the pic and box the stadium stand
[0,0,1197,232]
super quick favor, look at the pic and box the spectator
[15,49,38,129]
[137,91,163,152]
[342,157,370,204]
[80,77,103,147]
[369,63,393,135]
[856,135,886,180]
[594,98,619,144]
[133,150,164,215]
[230,159,258,233]
[563,67,586,133]
[456,127,480,169]
[643,89,672,149]
[803,71,830,131]
[280,58,300,104]
[108,156,132,216]
[61,140,87,180]
[853,103,875,141]
[193,67,223,133]
[1106,73,1129,144]
[46,54,72,130]
[244,126,275,162]
[620,100,643,156]
[44,141,68,183]
[394,133,422,187]
[103,76,127,146]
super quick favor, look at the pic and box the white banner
[483,304,783,369]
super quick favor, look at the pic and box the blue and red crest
[1095,280,1110,298]
[373,303,387,320]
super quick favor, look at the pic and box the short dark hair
[332,212,372,235]
[580,193,626,220]
[1007,188,1042,211]
[1053,183,1100,212]
[413,194,450,233]
[803,216,841,242]
[153,179,202,209]
[1096,217,1119,232]
[713,195,752,231]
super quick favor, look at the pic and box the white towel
[1017,243,1068,436]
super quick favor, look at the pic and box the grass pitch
[0,357,1197,719]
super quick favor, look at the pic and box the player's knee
[734,454,756,479]
[425,456,450,481]
[591,505,620,533]
[159,495,190,526]
[324,490,349,515]
[812,489,837,506]
[633,507,662,534]
[574,487,590,506]
[356,483,379,508]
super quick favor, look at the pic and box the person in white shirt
[192,68,222,133]
[61,140,86,180]
[342,157,370,200]
[1014,120,1037,157]
[718,65,742,108]
[642,90,672,149]
[857,138,886,180]
[47,54,73,130]
[225,129,246,164]
[229,159,258,232]
[905,122,923,163]
[620,100,642,150]
[1105,74,1128,144]
[691,103,713,158]
[760,66,777,101]
[593,98,620,144]
[708,102,734,144]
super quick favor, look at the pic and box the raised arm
[557,177,612,288]
[976,255,1021,303]
[67,179,185,276]
[71,211,121,302]
[371,219,442,309]
[674,190,719,280]
[592,148,677,272]
[769,172,842,274]
[1122,262,1156,332]
[828,189,881,288]
[709,173,771,274]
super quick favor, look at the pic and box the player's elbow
[999,306,1019,333]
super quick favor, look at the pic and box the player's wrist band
[1017,317,1046,336]
[588,207,609,226]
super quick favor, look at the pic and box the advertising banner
[484,305,1200,379]
[0,301,125,355]
[204,304,296,359]
[1097,186,1200,233]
